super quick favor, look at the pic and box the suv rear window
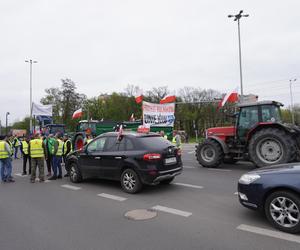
[137,136,172,150]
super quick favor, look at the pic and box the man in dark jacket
[62,134,72,177]
[20,137,31,175]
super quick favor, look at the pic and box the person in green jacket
[45,134,55,177]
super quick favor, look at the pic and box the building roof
[237,100,284,108]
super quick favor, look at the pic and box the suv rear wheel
[121,168,142,194]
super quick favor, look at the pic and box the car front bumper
[238,183,265,211]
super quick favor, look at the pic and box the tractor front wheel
[196,139,224,168]
[249,128,296,167]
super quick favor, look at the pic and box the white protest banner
[142,101,175,127]
[32,102,53,116]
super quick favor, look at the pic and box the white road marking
[152,205,192,217]
[97,193,127,201]
[45,180,51,183]
[187,151,195,154]
[174,182,203,189]
[234,192,238,195]
[207,168,232,172]
[15,173,26,177]
[61,184,82,190]
[183,166,195,169]
[237,224,300,244]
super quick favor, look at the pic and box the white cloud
[0,0,299,124]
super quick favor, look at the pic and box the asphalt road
[1,144,300,250]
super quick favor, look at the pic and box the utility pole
[289,78,297,124]
[5,112,10,135]
[25,59,38,134]
[228,10,249,103]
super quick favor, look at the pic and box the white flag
[32,102,53,116]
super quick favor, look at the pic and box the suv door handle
[95,156,101,160]
[115,156,122,159]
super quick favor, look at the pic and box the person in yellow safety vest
[28,133,47,183]
[7,136,14,157]
[86,134,93,145]
[5,136,15,182]
[62,134,73,177]
[49,133,64,180]
[172,131,181,149]
[13,135,21,159]
[159,130,168,140]
[20,136,31,175]
[0,136,14,183]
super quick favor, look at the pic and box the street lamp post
[5,112,10,135]
[25,59,38,134]
[228,10,249,103]
[289,78,297,124]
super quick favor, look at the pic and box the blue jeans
[52,156,62,177]
[0,158,11,181]
[14,146,20,159]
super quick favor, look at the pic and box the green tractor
[72,120,173,150]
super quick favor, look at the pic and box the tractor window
[261,105,281,123]
[87,137,106,153]
[238,106,259,141]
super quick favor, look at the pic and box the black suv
[66,132,182,193]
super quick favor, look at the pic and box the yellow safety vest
[0,141,9,159]
[21,141,29,155]
[30,139,44,158]
[8,140,14,156]
[56,139,64,156]
[63,140,73,155]
[172,136,181,148]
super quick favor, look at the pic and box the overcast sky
[0,0,299,125]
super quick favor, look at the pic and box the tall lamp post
[289,78,297,124]
[228,10,249,103]
[25,59,38,134]
[5,112,10,135]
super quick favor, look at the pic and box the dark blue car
[238,163,300,234]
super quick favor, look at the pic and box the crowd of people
[0,133,73,183]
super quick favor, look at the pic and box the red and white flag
[135,89,143,104]
[129,113,135,121]
[218,88,239,109]
[160,94,176,104]
[117,124,123,140]
[72,108,83,119]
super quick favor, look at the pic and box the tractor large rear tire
[248,128,296,168]
[196,139,224,168]
[74,134,85,151]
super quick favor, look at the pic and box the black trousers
[23,154,31,174]
[46,155,53,173]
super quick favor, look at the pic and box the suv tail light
[143,153,161,161]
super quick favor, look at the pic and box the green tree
[41,78,86,131]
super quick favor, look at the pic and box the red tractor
[196,101,300,168]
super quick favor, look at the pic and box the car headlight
[239,174,261,185]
